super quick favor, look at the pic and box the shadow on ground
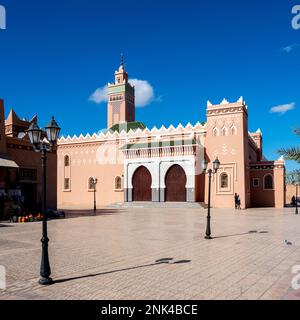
[54,258,191,285]
[64,209,124,219]
[212,230,269,239]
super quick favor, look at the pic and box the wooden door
[132,166,152,201]
[165,165,187,202]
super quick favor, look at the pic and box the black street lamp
[202,157,220,239]
[91,177,98,213]
[295,182,299,215]
[26,116,60,285]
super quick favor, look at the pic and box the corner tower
[205,97,250,209]
[107,58,135,129]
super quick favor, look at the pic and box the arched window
[221,127,228,136]
[264,174,273,190]
[88,177,95,190]
[213,127,219,137]
[231,126,237,135]
[220,173,229,189]
[64,155,70,167]
[115,176,122,190]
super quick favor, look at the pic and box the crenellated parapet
[207,96,248,117]
[58,121,207,145]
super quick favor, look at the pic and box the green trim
[108,84,134,95]
[121,138,197,150]
[109,121,146,133]
[108,85,126,94]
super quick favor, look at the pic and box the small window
[213,128,219,137]
[253,178,260,187]
[220,173,229,189]
[264,174,273,190]
[64,155,70,167]
[222,127,228,136]
[115,176,122,190]
[64,178,70,190]
[231,126,237,135]
[88,177,95,190]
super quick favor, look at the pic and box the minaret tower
[107,55,135,128]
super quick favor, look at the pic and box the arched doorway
[132,166,152,201]
[165,164,187,202]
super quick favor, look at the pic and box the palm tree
[278,128,300,183]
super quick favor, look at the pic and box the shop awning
[0,158,19,168]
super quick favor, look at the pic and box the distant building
[57,62,285,209]
[0,99,57,219]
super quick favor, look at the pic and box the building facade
[0,99,57,219]
[57,63,285,210]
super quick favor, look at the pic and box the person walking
[234,193,238,209]
[237,195,241,210]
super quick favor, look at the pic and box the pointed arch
[230,125,237,136]
[165,164,187,202]
[64,155,70,167]
[115,176,122,190]
[213,127,219,137]
[132,166,152,201]
[221,126,228,136]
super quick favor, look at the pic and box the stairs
[107,202,205,209]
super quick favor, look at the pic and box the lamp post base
[39,277,53,286]
[205,235,212,240]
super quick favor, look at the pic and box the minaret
[107,56,135,128]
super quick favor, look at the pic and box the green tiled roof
[120,138,197,150]
[109,121,146,133]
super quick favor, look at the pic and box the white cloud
[89,85,108,104]
[282,44,299,53]
[128,79,154,107]
[269,103,296,115]
[89,79,156,108]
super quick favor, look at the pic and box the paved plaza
[0,206,300,300]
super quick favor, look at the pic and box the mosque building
[57,61,285,210]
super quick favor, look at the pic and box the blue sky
[0,0,299,172]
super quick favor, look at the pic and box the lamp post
[92,177,98,213]
[26,117,60,285]
[202,157,220,239]
[296,182,299,215]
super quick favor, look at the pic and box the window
[64,178,70,190]
[220,173,229,189]
[231,126,237,135]
[115,176,122,190]
[264,174,273,190]
[213,127,219,137]
[222,127,228,136]
[64,155,70,167]
[253,178,260,187]
[88,177,95,190]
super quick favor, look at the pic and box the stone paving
[0,206,300,300]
